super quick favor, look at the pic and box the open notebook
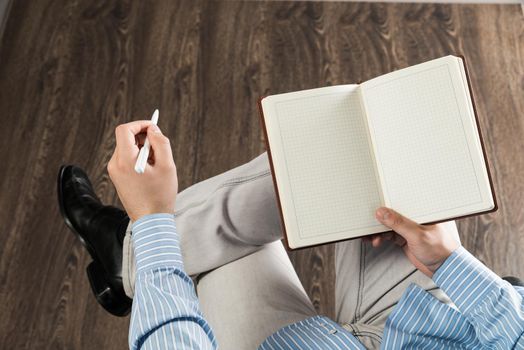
[259,55,497,250]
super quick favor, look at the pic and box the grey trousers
[122,153,457,350]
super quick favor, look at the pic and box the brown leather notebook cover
[258,56,498,251]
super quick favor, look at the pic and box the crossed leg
[123,153,317,348]
[122,152,456,349]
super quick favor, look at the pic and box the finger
[375,207,423,241]
[371,235,383,247]
[363,234,378,243]
[391,233,407,247]
[382,232,394,241]
[146,124,174,168]
[115,120,153,159]
[364,234,381,245]
[372,232,395,247]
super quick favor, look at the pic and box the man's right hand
[107,121,178,222]
[370,207,461,277]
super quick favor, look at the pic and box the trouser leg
[123,152,283,297]
[334,221,459,349]
[197,240,317,349]
[122,152,316,349]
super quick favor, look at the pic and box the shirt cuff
[131,213,182,274]
[433,246,504,316]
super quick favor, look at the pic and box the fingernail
[150,124,161,133]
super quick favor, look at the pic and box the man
[58,120,524,349]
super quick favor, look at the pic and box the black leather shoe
[57,165,132,316]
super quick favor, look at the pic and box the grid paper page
[275,91,382,239]
[363,64,482,219]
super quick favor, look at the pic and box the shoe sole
[86,260,131,316]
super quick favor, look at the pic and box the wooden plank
[0,1,522,348]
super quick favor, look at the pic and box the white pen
[134,109,159,174]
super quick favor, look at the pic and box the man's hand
[107,121,178,221]
[369,207,460,277]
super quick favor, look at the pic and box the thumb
[375,207,422,241]
[147,125,173,166]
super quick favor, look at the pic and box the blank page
[261,85,388,248]
[361,56,494,223]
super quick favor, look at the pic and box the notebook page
[261,85,388,248]
[459,60,486,161]
[360,56,494,223]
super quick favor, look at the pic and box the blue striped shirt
[129,214,524,349]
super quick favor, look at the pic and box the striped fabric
[129,214,217,350]
[259,316,366,350]
[130,214,524,349]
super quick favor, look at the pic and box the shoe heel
[86,261,131,317]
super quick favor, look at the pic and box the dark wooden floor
[0,0,522,348]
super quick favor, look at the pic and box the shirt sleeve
[128,213,217,350]
[433,246,524,349]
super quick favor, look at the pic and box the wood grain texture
[0,1,522,348]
